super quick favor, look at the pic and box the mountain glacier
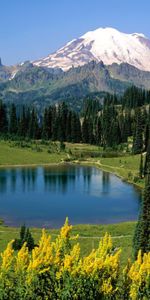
[33,27,150,72]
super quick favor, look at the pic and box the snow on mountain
[33,27,150,72]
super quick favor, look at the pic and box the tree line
[0,86,150,151]
[0,101,82,143]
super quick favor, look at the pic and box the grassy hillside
[0,140,68,165]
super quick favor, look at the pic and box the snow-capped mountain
[33,27,150,71]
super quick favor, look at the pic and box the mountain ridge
[1,61,150,111]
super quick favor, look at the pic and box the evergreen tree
[51,106,58,141]
[132,108,143,154]
[66,111,72,142]
[144,139,150,176]
[133,168,150,257]
[70,112,81,143]
[20,224,26,241]
[111,119,121,146]
[42,108,49,139]
[9,104,18,135]
[28,108,39,139]
[25,228,35,251]
[18,106,27,137]
[13,225,35,251]
[0,100,7,134]
[144,123,150,151]
[95,116,102,146]
[82,118,89,143]
[57,102,68,141]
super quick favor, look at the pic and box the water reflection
[102,172,110,194]
[44,169,70,193]
[0,165,141,227]
[0,168,38,193]
[0,170,7,193]
[0,166,94,195]
[10,169,17,192]
[20,168,37,191]
[43,166,92,194]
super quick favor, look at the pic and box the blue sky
[1,0,150,65]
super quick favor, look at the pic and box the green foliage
[59,141,66,151]
[139,153,144,179]
[144,140,150,176]
[13,225,35,251]
[9,103,18,135]
[0,221,149,300]
[133,172,150,257]
[132,108,143,154]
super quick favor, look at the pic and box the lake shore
[0,140,144,188]
[73,160,144,189]
[0,158,144,189]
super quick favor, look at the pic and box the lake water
[0,165,141,228]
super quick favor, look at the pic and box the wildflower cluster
[0,219,149,299]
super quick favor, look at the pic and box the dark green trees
[139,153,144,179]
[0,87,149,149]
[9,104,18,135]
[18,106,30,137]
[0,100,7,135]
[13,224,35,251]
[144,140,150,176]
[133,170,150,257]
[132,108,143,154]
[42,107,53,140]
[101,104,121,148]
[42,103,81,143]
[28,108,40,139]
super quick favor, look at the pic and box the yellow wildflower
[1,240,14,272]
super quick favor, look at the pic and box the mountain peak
[33,27,150,72]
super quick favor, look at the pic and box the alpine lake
[0,165,141,228]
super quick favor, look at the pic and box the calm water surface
[0,165,141,227]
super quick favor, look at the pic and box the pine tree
[28,108,39,139]
[144,140,150,176]
[25,228,35,251]
[133,167,150,257]
[132,108,143,154]
[20,224,26,241]
[42,108,49,139]
[144,123,150,151]
[18,106,27,137]
[13,225,35,251]
[51,106,58,141]
[9,104,18,135]
[0,100,8,135]
[82,118,89,143]
[66,111,72,142]
[95,116,102,146]
[57,102,68,141]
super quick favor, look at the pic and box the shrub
[13,225,35,251]
[59,141,66,151]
